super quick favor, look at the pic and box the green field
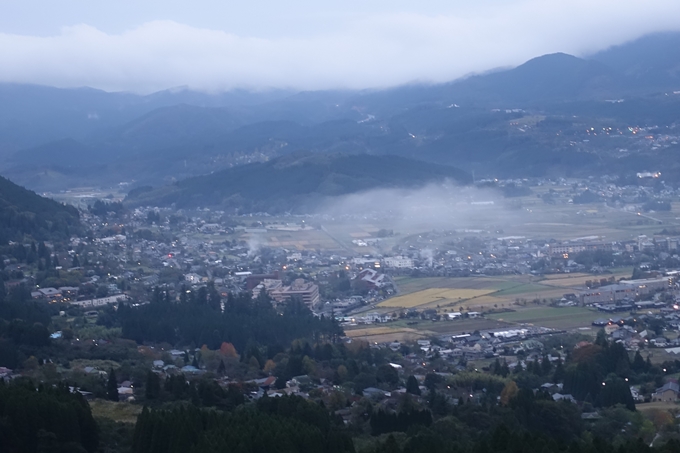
[487,306,599,329]
[492,283,559,297]
[394,277,513,294]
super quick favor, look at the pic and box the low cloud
[1,0,679,92]
[315,182,532,235]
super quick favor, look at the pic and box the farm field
[378,288,496,308]
[386,274,581,313]
[487,306,599,330]
[344,325,429,342]
[636,401,680,414]
[394,277,513,294]
[344,316,514,342]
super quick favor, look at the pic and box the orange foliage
[220,342,238,358]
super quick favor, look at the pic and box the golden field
[378,288,494,308]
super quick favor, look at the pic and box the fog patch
[315,181,537,234]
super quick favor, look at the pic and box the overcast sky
[1,0,679,93]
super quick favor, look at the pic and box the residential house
[652,381,679,402]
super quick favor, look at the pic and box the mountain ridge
[3,32,680,190]
[125,152,472,213]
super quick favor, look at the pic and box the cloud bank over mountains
[1,0,680,93]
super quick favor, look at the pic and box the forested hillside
[0,175,80,243]
[125,152,472,212]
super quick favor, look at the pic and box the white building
[184,273,203,284]
[71,294,129,308]
[383,256,414,269]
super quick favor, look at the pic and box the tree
[107,368,119,401]
[217,360,226,376]
[219,342,238,358]
[424,373,442,391]
[377,364,399,386]
[146,371,161,400]
[500,380,519,405]
[406,375,421,395]
[632,350,647,372]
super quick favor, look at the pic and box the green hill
[125,152,471,213]
[0,175,81,243]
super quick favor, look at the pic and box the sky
[1,0,680,93]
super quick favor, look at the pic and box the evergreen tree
[107,368,119,401]
[406,375,421,395]
[541,355,553,375]
[632,350,646,372]
[207,281,221,311]
[146,370,161,400]
[595,329,608,348]
[196,286,208,306]
[493,358,502,375]
[552,359,565,383]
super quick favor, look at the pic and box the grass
[636,401,680,413]
[89,399,142,424]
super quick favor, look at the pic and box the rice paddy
[378,288,496,308]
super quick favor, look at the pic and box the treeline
[370,407,432,435]
[132,395,354,453]
[562,332,637,410]
[368,424,680,453]
[117,289,342,352]
[0,379,99,453]
[0,283,54,368]
[0,175,81,243]
[144,372,245,410]
[364,387,680,453]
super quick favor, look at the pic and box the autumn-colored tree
[651,409,674,431]
[220,342,238,358]
[263,359,277,374]
[500,380,519,405]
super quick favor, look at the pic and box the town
[3,173,680,450]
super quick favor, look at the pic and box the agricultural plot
[263,230,339,250]
[394,276,512,294]
[417,318,512,335]
[487,306,598,330]
[492,283,559,297]
[540,277,590,288]
[344,325,428,342]
[378,288,495,308]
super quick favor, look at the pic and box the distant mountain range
[125,152,472,213]
[1,32,680,192]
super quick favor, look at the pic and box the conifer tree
[146,370,161,400]
[107,368,119,401]
[406,375,421,395]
